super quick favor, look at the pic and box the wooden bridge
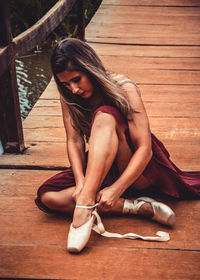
[0,0,200,279]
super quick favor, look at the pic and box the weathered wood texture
[0,0,200,279]
[103,0,200,6]
[86,4,200,45]
[0,1,25,152]
[0,170,199,280]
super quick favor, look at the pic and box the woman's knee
[92,111,117,133]
[41,192,58,208]
[41,188,75,209]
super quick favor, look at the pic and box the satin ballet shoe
[68,202,171,253]
[67,203,98,253]
[123,197,175,226]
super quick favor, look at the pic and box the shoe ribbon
[92,210,170,242]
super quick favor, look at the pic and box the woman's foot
[123,197,175,226]
[72,207,92,228]
[67,203,98,253]
[72,197,96,228]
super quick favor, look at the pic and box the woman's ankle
[76,193,96,206]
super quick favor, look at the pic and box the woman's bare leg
[72,112,154,227]
[41,187,76,213]
[41,187,152,218]
[41,112,153,223]
[73,112,122,227]
[41,187,125,215]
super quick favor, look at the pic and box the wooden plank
[99,56,200,70]
[87,21,200,36]
[24,127,65,142]
[24,115,200,143]
[0,141,199,171]
[0,204,200,250]
[90,43,200,58]
[0,140,199,171]
[96,4,200,13]
[103,68,200,85]
[27,104,62,116]
[0,245,199,279]
[23,115,63,129]
[86,5,200,45]
[139,85,200,103]
[38,83,200,104]
[0,169,200,280]
[148,117,200,137]
[23,115,200,143]
[86,29,200,46]
[145,102,200,117]
[0,62,25,153]
[97,5,200,16]
[0,142,69,168]
[102,0,200,6]
[0,170,58,194]
[91,11,200,26]
[0,199,199,250]
[34,99,61,107]
[39,77,59,100]
[158,144,200,171]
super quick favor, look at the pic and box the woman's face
[57,70,94,99]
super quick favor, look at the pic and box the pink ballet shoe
[67,203,98,253]
[123,197,175,226]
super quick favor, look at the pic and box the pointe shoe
[123,197,175,226]
[67,203,98,253]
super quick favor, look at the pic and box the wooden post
[77,0,85,41]
[0,0,25,153]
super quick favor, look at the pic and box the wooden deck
[0,0,200,279]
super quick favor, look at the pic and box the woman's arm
[97,82,152,207]
[60,96,86,199]
[116,82,152,190]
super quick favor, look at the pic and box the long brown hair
[51,38,132,137]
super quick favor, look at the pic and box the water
[16,52,52,120]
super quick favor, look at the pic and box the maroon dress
[35,105,200,213]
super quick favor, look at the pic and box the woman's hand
[96,186,120,212]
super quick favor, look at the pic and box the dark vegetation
[9,0,102,50]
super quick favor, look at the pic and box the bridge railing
[0,0,85,153]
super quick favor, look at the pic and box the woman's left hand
[96,186,120,212]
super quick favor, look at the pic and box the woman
[35,38,200,253]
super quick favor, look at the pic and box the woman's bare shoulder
[109,72,138,88]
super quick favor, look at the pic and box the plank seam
[0,165,66,170]
[102,4,200,8]
[0,243,199,252]
[0,165,198,173]
[87,41,200,47]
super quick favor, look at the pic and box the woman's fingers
[96,191,102,203]
[97,189,114,210]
